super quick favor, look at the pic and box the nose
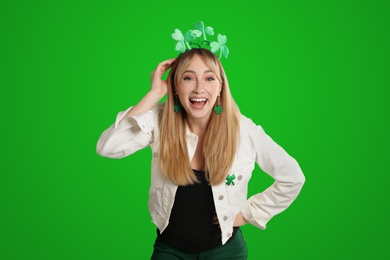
[193,81,205,94]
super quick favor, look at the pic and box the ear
[219,81,223,94]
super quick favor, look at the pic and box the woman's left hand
[233,213,248,227]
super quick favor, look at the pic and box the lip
[189,97,208,110]
[189,97,208,102]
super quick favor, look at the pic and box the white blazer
[96,102,305,245]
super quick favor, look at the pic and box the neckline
[192,169,205,173]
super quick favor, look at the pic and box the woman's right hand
[150,58,176,96]
[123,58,176,118]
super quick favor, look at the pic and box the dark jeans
[151,228,248,260]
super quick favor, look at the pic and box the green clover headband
[171,21,229,59]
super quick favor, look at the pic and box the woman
[96,48,305,259]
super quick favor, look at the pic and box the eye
[183,76,193,81]
[207,77,216,81]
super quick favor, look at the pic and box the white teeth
[190,98,207,102]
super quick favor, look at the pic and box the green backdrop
[1,0,389,259]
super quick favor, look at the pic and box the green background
[1,0,389,259]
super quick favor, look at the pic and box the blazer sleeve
[240,120,305,229]
[96,105,160,159]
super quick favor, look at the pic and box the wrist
[234,213,248,227]
[148,89,166,101]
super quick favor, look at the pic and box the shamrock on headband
[171,21,229,59]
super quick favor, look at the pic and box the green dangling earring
[213,95,223,114]
[174,94,182,112]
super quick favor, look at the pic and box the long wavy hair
[159,48,240,186]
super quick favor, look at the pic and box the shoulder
[239,114,262,130]
[156,102,166,110]
[148,102,166,118]
[152,102,165,113]
[238,114,267,139]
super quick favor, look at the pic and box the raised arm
[124,58,175,117]
[96,58,175,158]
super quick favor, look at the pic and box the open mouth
[190,98,208,109]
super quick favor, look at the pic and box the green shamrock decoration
[213,105,223,114]
[226,174,236,186]
[210,34,229,59]
[193,20,214,42]
[174,104,181,112]
[171,21,229,59]
[171,29,187,53]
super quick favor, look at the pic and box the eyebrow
[184,70,214,74]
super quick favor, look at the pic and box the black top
[156,169,238,252]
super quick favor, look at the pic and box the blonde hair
[159,48,240,186]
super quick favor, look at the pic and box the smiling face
[175,54,222,125]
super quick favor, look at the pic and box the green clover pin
[226,174,236,186]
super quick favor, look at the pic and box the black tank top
[156,169,238,252]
